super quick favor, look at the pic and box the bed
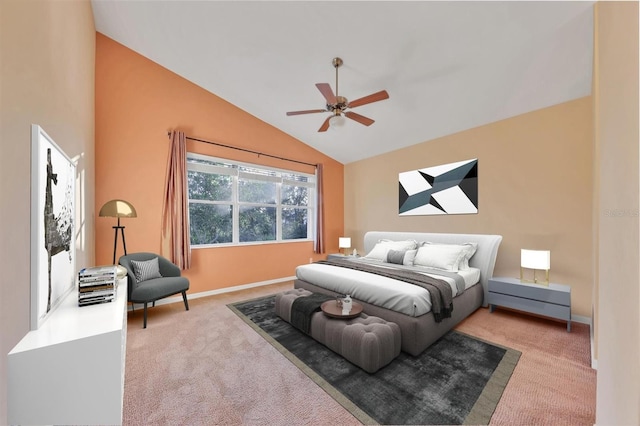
[294,231,503,356]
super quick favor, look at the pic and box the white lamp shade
[521,249,551,270]
[338,237,351,249]
[329,115,346,128]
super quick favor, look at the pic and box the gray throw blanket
[319,259,454,322]
[290,293,333,334]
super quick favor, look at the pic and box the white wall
[0,0,95,421]
[594,2,640,425]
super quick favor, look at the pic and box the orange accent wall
[95,33,343,294]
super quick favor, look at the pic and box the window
[187,153,315,246]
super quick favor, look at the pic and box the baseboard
[571,314,591,325]
[569,314,597,370]
[127,276,296,311]
[588,311,597,370]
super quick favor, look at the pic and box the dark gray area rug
[229,295,520,425]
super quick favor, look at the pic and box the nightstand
[327,253,359,260]
[488,276,571,331]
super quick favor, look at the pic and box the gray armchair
[119,252,189,328]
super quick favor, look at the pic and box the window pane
[282,208,308,240]
[282,173,310,183]
[238,179,276,204]
[188,171,232,201]
[188,156,234,169]
[189,203,232,245]
[239,206,276,242]
[281,185,308,206]
[239,166,277,178]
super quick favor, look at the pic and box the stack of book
[78,265,118,307]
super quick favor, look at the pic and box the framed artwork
[30,125,76,330]
[399,158,478,216]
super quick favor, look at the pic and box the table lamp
[520,249,551,285]
[339,237,351,256]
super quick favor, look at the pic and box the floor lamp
[99,199,137,264]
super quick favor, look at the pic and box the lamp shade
[99,199,137,218]
[329,115,346,129]
[338,237,351,249]
[521,249,550,270]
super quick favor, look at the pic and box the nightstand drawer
[488,292,571,322]
[327,254,360,261]
[489,278,570,306]
[327,254,346,260]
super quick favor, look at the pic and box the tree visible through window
[186,153,315,246]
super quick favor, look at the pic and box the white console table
[8,281,127,425]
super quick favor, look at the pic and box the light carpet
[122,282,595,425]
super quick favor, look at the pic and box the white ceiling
[91,1,594,164]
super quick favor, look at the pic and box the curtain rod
[167,132,317,168]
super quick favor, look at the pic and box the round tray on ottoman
[320,300,363,319]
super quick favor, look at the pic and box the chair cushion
[130,276,190,303]
[131,258,162,282]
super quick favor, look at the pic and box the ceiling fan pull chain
[335,60,339,98]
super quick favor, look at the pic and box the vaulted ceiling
[91,1,594,164]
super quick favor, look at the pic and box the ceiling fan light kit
[329,114,346,129]
[287,57,389,132]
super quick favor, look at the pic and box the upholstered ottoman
[275,288,313,323]
[275,289,401,373]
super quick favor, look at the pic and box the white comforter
[295,261,480,317]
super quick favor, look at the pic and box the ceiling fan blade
[345,111,375,126]
[286,109,326,116]
[316,83,337,104]
[318,116,331,132]
[348,90,389,108]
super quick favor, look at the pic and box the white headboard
[363,231,503,307]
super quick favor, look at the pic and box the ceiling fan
[286,57,390,132]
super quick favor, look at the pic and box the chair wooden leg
[182,291,189,311]
[143,302,148,329]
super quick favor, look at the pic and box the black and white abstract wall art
[399,158,478,216]
[31,124,76,329]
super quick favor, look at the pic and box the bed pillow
[423,242,478,270]
[363,243,391,261]
[458,243,478,269]
[386,249,418,265]
[403,249,418,265]
[378,239,419,250]
[364,239,418,261]
[386,249,405,265]
[413,244,467,271]
[130,258,163,282]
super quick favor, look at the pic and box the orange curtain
[314,163,325,253]
[161,130,192,269]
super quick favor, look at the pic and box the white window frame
[187,152,316,248]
